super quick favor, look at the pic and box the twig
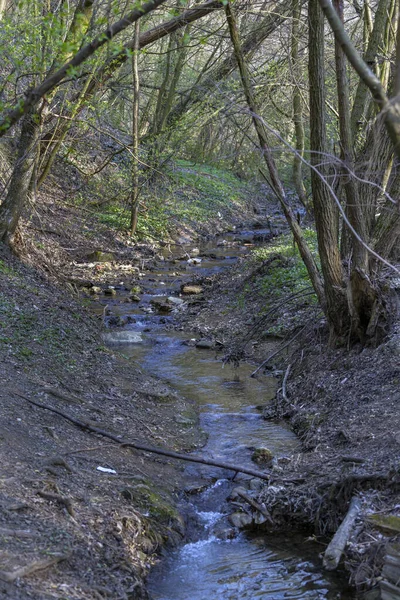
[251,326,308,377]
[0,528,36,538]
[235,490,273,523]
[17,392,271,482]
[281,363,292,402]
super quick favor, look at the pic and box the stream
[99,226,354,599]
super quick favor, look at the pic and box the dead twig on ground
[235,490,273,523]
[281,363,292,402]
[251,326,308,377]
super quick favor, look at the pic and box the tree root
[0,553,68,583]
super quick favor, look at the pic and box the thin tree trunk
[309,0,350,343]
[225,0,325,308]
[130,21,140,236]
[350,0,391,141]
[334,0,367,267]
[290,0,307,206]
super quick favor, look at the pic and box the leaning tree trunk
[225,0,326,308]
[308,0,351,344]
[130,20,140,236]
[0,104,42,244]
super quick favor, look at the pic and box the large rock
[103,331,142,344]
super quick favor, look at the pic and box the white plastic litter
[97,466,117,474]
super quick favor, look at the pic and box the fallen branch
[0,554,68,583]
[281,363,292,402]
[17,393,271,482]
[323,496,361,570]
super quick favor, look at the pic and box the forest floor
[0,157,399,599]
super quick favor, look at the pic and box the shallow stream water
[100,228,354,599]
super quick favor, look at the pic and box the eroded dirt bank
[0,242,210,600]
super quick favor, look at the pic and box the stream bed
[100,228,354,599]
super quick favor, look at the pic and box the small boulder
[196,340,214,349]
[167,296,185,306]
[104,287,117,296]
[86,250,115,262]
[181,285,203,295]
[150,299,172,313]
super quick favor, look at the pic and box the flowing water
[100,228,354,599]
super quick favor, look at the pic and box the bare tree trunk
[309,0,350,343]
[225,0,325,308]
[0,0,7,19]
[130,20,140,236]
[0,104,42,243]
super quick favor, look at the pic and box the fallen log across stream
[16,393,273,481]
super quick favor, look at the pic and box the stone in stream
[229,512,253,528]
[89,286,102,295]
[150,299,172,313]
[103,331,142,344]
[181,285,203,295]
[195,340,214,349]
[104,287,117,296]
[167,296,185,306]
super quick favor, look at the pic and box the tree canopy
[0,0,399,345]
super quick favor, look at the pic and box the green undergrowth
[73,159,254,240]
[247,229,320,335]
[166,160,253,227]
